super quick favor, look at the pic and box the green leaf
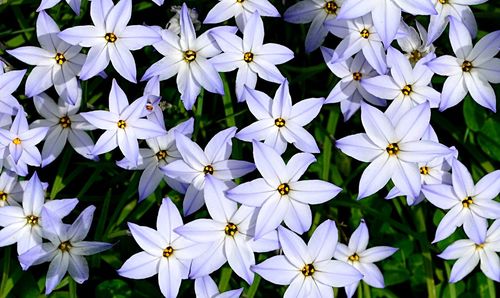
[95,279,133,298]
[477,118,500,161]
[463,96,488,132]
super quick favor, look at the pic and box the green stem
[218,267,232,292]
[246,275,261,298]
[0,246,11,298]
[362,281,372,298]
[413,207,437,298]
[444,262,456,298]
[69,278,77,298]
[486,277,496,298]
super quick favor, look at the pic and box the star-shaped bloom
[322,49,386,121]
[325,15,388,75]
[0,172,78,255]
[161,127,255,215]
[284,0,345,53]
[117,198,208,298]
[426,18,500,112]
[236,80,324,154]
[0,170,23,207]
[18,205,112,295]
[142,4,231,110]
[30,93,96,167]
[334,219,398,298]
[422,159,500,243]
[386,125,457,206]
[0,69,26,125]
[253,222,363,297]
[38,0,82,15]
[0,108,49,176]
[335,0,437,47]
[163,5,202,35]
[426,0,486,45]
[7,11,85,104]
[80,79,166,165]
[397,20,435,66]
[335,102,452,200]
[227,141,341,238]
[210,12,294,101]
[175,175,278,283]
[58,0,161,82]
[117,118,194,201]
[194,275,243,298]
[438,219,500,283]
[204,0,279,31]
[362,47,440,123]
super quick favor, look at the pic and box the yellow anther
[386,143,399,155]
[224,223,238,236]
[183,50,197,62]
[278,183,290,195]
[104,33,117,43]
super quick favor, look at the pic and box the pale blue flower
[426,17,500,112]
[0,170,23,207]
[161,127,255,215]
[252,221,363,297]
[18,205,112,294]
[336,102,452,200]
[58,0,161,82]
[397,20,435,66]
[80,79,166,166]
[195,275,243,298]
[236,80,323,154]
[210,12,294,101]
[227,141,341,238]
[0,69,26,127]
[422,159,500,243]
[334,219,398,298]
[38,0,81,15]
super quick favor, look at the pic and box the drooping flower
[0,108,49,176]
[362,47,440,123]
[80,79,166,165]
[204,0,280,31]
[236,80,323,154]
[30,93,96,167]
[142,3,230,110]
[422,159,500,243]
[334,219,398,298]
[209,12,294,101]
[335,102,452,200]
[227,141,341,238]
[161,127,255,215]
[117,198,208,298]
[426,17,500,112]
[0,172,78,254]
[175,175,278,283]
[284,0,345,53]
[438,219,500,283]
[116,118,194,201]
[322,49,385,121]
[0,170,23,207]
[18,205,112,294]
[7,11,85,104]
[0,69,26,128]
[58,0,161,82]
[37,0,82,15]
[165,5,201,34]
[397,20,435,66]
[335,0,437,47]
[252,222,363,297]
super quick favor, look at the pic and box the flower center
[0,191,7,201]
[236,0,244,3]
[301,264,315,276]
[461,60,473,72]
[243,52,254,63]
[409,50,422,64]
[475,243,485,250]
[26,215,39,226]
[58,241,72,252]
[348,253,360,262]
[352,72,362,81]
[419,166,430,175]
[274,117,286,127]
[462,196,473,208]
[156,150,168,161]
[360,29,370,39]
[145,103,154,111]
[117,120,127,129]
[277,183,290,195]
[183,50,197,62]
[54,53,66,65]
[386,143,400,155]
[224,222,238,236]
[401,84,412,96]
[163,246,174,258]
[59,116,71,128]
[104,32,117,43]
[12,137,21,145]
[203,165,214,175]
[324,1,338,14]
[438,0,447,4]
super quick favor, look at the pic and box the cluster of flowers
[0,0,498,296]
